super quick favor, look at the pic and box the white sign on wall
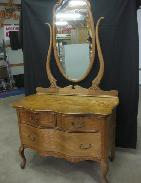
[4,24,19,40]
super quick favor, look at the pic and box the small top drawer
[57,114,103,132]
[19,110,56,128]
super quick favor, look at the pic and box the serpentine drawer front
[20,124,101,158]
[57,114,102,132]
[19,111,56,128]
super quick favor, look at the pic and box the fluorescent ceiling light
[69,0,87,7]
[55,21,68,26]
[56,13,82,20]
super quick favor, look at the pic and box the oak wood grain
[21,124,101,158]
[12,94,119,115]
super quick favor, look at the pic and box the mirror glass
[54,0,94,81]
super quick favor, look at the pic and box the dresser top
[12,94,119,115]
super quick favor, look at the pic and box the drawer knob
[80,144,92,150]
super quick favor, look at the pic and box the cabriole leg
[100,159,109,183]
[19,145,26,169]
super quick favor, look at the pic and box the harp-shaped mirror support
[46,16,105,89]
[36,0,117,97]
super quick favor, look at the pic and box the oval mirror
[53,0,95,82]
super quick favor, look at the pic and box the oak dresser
[12,0,119,182]
[13,91,119,183]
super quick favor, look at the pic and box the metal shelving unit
[0,40,15,91]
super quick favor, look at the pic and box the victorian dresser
[13,88,119,183]
[12,0,119,182]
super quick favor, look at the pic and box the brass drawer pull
[80,144,92,150]
[71,121,85,129]
[28,135,36,142]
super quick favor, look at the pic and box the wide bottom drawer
[20,124,101,158]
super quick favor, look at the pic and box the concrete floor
[0,92,141,183]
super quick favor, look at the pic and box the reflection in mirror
[55,0,94,81]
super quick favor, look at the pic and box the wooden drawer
[61,132,101,158]
[19,110,56,128]
[57,114,103,132]
[20,124,101,158]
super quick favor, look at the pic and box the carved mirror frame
[53,0,95,83]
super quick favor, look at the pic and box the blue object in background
[0,88,25,98]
